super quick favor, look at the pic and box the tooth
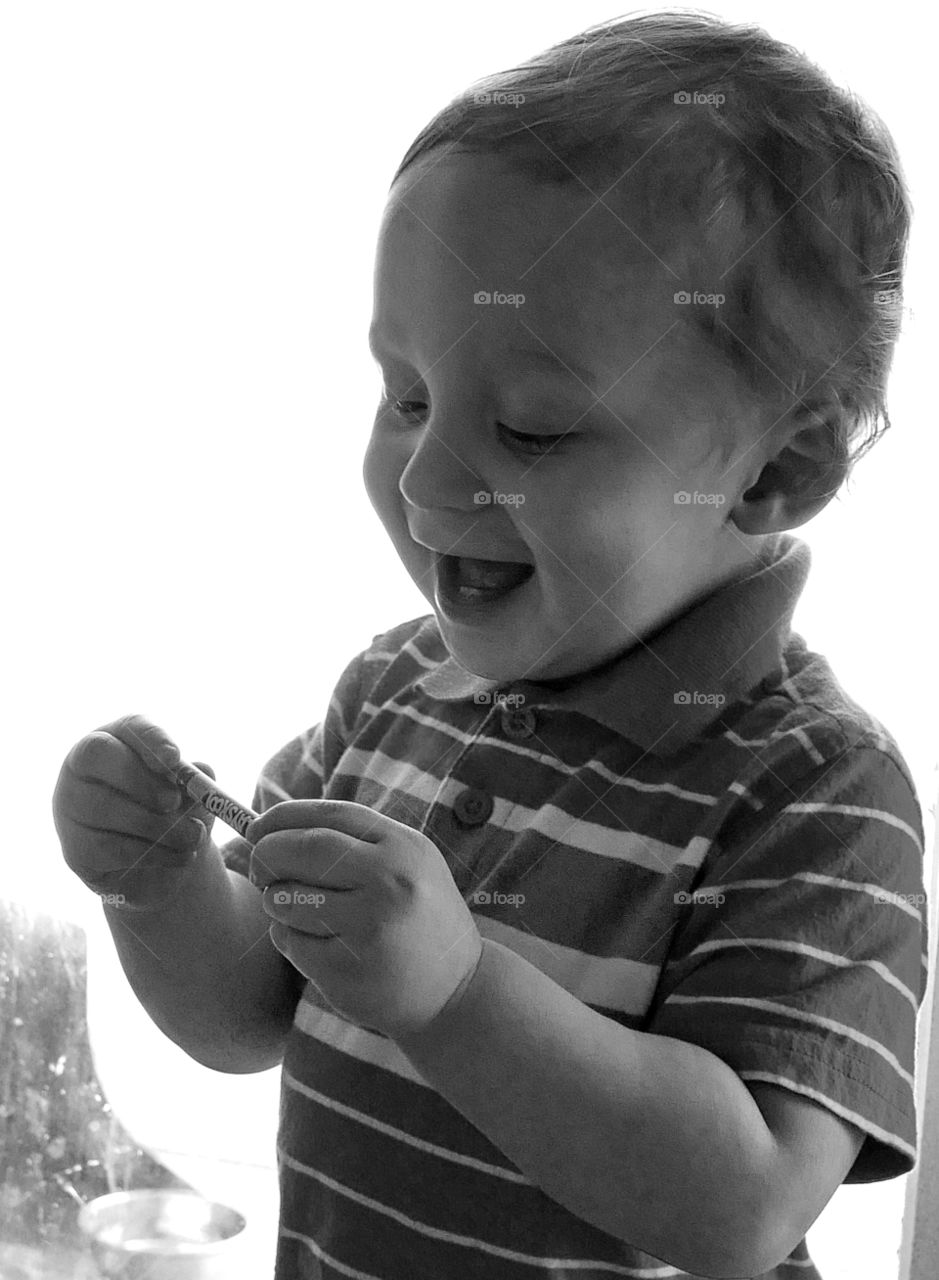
[457,556,529,589]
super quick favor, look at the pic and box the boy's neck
[532,539,774,692]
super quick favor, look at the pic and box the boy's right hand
[53,713,212,913]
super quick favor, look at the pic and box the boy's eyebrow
[367,329,598,390]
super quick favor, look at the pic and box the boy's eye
[379,396,571,455]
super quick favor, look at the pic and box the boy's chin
[432,626,559,686]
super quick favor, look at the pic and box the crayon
[174,759,259,838]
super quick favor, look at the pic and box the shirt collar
[415,533,811,756]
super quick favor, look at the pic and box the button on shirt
[451,787,493,825]
[225,532,928,1280]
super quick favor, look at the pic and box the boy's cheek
[362,433,404,514]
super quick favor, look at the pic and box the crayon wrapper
[176,764,256,838]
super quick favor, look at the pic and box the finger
[245,799,386,847]
[65,732,182,812]
[95,713,181,780]
[261,883,339,936]
[52,768,202,860]
[57,810,204,875]
[54,772,207,853]
[249,828,361,892]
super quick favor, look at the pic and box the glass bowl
[78,1189,248,1279]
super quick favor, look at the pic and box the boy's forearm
[397,939,785,1278]
[102,839,299,1073]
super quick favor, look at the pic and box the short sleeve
[645,743,928,1182]
[219,645,369,879]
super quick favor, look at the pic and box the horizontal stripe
[278,1227,382,1280]
[783,802,923,854]
[686,937,920,1012]
[789,725,827,766]
[363,697,726,805]
[256,771,295,803]
[663,993,915,1091]
[279,1223,688,1278]
[278,1151,684,1276]
[738,1071,917,1165]
[331,745,713,874]
[282,1065,532,1184]
[294,1002,424,1085]
[705,871,926,923]
[474,914,663,1011]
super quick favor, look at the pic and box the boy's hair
[391,9,910,496]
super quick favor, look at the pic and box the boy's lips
[416,538,534,568]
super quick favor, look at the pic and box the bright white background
[1,4,935,1277]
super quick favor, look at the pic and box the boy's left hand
[245,800,483,1040]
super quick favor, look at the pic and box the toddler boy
[55,12,927,1279]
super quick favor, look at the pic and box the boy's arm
[103,835,301,1073]
[397,938,864,1278]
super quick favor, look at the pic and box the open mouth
[435,553,535,606]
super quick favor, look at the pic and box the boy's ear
[730,405,848,534]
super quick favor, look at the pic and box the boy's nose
[397,418,485,513]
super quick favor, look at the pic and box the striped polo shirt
[225,531,928,1280]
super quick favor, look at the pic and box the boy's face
[364,150,769,685]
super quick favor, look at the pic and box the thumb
[192,760,215,780]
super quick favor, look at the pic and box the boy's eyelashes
[378,394,574,456]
